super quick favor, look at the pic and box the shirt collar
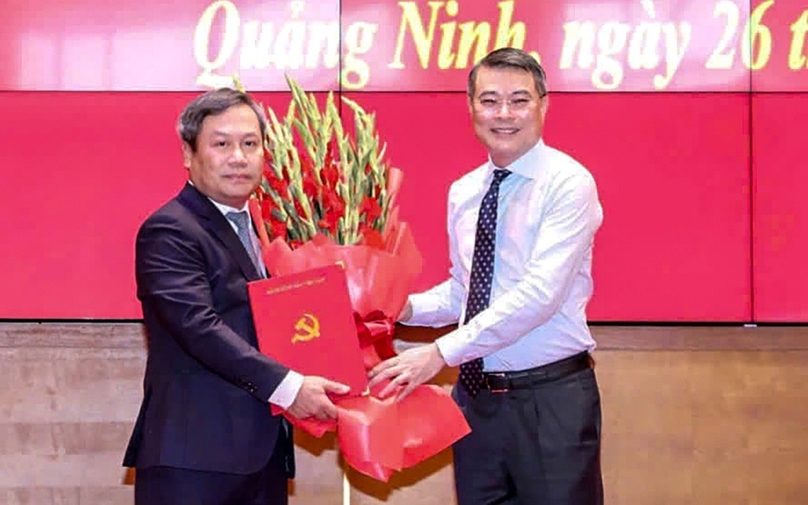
[208,198,249,217]
[487,139,545,181]
[187,180,250,217]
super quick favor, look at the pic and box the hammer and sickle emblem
[292,313,320,344]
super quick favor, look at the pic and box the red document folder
[248,264,368,397]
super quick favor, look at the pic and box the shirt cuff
[435,327,470,367]
[268,370,304,409]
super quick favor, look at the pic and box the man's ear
[181,142,193,169]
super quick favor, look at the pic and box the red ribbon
[354,310,396,369]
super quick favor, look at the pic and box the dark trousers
[134,435,289,505]
[452,366,603,505]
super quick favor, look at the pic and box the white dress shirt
[206,194,304,408]
[406,140,603,372]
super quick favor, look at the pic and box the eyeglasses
[474,95,543,114]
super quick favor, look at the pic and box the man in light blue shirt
[369,48,604,505]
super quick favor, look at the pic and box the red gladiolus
[321,164,340,188]
[321,209,342,233]
[322,189,344,215]
[268,176,289,196]
[302,174,319,197]
[270,220,287,240]
[260,198,275,221]
[361,197,382,222]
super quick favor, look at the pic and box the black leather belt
[482,351,592,393]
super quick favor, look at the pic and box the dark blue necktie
[458,169,511,396]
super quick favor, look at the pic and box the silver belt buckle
[486,372,509,393]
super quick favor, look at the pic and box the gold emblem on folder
[292,313,320,343]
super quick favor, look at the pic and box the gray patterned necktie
[226,211,262,273]
[458,169,511,397]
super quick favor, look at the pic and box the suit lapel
[177,183,261,281]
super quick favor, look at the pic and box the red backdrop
[0,0,805,322]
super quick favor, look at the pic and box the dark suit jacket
[123,183,292,475]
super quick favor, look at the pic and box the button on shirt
[206,195,304,408]
[405,140,603,372]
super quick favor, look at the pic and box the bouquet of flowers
[243,76,470,482]
[256,77,393,249]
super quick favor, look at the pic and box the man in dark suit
[123,88,350,505]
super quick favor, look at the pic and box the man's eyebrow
[477,91,500,98]
[209,130,260,138]
[477,89,533,98]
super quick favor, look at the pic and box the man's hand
[286,377,349,421]
[368,343,446,401]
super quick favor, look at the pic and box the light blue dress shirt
[406,140,603,372]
